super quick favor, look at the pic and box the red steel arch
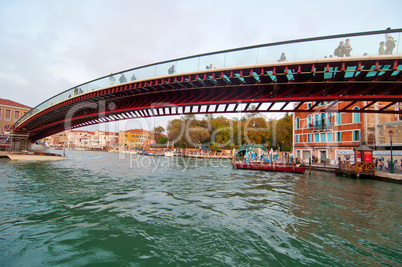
[15,57,402,141]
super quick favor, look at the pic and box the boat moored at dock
[233,144,305,173]
[234,161,305,173]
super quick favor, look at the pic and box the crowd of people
[374,157,402,172]
[333,30,396,58]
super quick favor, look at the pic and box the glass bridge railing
[16,29,402,127]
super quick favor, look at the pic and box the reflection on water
[0,150,400,266]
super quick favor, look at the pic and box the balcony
[310,124,333,132]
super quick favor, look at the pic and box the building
[43,130,119,150]
[91,130,119,149]
[119,129,153,150]
[0,98,31,132]
[293,101,400,164]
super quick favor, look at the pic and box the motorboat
[7,150,66,161]
[164,151,174,157]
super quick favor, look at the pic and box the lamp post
[389,130,394,173]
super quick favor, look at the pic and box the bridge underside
[16,57,402,141]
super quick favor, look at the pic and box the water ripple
[0,153,401,266]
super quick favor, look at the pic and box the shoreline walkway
[305,163,402,183]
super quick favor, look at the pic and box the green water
[0,150,401,266]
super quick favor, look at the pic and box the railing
[338,160,375,175]
[0,133,11,151]
[15,29,402,127]
[310,124,334,131]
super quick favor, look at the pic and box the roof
[0,98,31,110]
[126,129,150,133]
[356,144,372,151]
[377,120,402,127]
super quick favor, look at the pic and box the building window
[337,132,342,142]
[328,112,332,126]
[295,135,300,143]
[315,133,319,143]
[307,115,312,128]
[321,113,326,129]
[5,109,11,121]
[307,103,312,109]
[353,130,360,141]
[296,117,300,129]
[353,107,360,123]
[14,111,20,122]
[314,114,319,127]
[327,133,333,142]
[308,134,312,143]
[0,108,2,120]
[321,132,326,142]
[336,112,341,125]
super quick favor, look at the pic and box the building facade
[293,101,400,164]
[119,129,153,150]
[43,130,119,150]
[0,98,31,132]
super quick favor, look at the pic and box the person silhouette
[344,39,352,57]
[109,74,116,85]
[385,28,397,55]
[277,53,286,62]
[168,65,175,74]
[379,41,385,55]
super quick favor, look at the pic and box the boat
[144,151,164,156]
[234,162,305,173]
[233,144,305,173]
[164,151,174,157]
[7,150,66,161]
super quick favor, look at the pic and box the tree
[275,113,293,151]
[167,118,186,146]
[153,126,166,144]
[243,116,271,146]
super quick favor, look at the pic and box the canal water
[0,150,400,266]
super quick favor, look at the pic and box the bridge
[12,29,402,141]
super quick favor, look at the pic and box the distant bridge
[13,29,402,141]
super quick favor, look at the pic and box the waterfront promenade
[306,162,402,183]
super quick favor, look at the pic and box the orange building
[293,101,399,164]
[119,129,153,150]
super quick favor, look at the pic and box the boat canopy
[235,144,268,157]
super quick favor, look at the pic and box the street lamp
[389,130,394,173]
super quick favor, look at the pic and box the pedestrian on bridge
[119,74,127,83]
[385,36,396,54]
[109,74,116,85]
[168,65,175,74]
[344,39,352,57]
[277,53,287,62]
[379,41,385,55]
[334,41,344,57]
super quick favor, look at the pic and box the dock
[335,161,375,178]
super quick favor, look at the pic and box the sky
[0,0,401,132]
